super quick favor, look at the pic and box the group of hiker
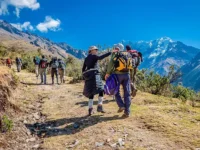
[82,44,143,117]
[33,56,66,84]
[5,57,22,72]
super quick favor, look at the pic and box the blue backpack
[104,74,119,95]
[35,56,40,65]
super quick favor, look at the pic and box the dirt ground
[1,69,200,150]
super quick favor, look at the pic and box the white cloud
[11,22,34,31]
[36,16,61,33]
[0,0,40,17]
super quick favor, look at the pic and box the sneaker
[117,107,125,113]
[122,113,130,118]
[88,108,93,116]
[97,105,106,113]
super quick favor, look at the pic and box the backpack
[6,58,11,64]
[35,56,40,65]
[59,61,66,70]
[104,74,119,95]
[41,59,47,68]
[51,59,59,69]
[16,58,22,65]
[128,50,143,68]
[113,52,133,72]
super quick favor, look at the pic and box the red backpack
[128,50,143,67]
[41,60,47,68]
[6,58,11,64]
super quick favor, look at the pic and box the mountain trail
[12,70,195,150]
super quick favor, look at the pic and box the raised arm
[97,52,111,60]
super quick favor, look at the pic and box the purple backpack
[104,74,119,95]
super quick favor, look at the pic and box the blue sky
[0,0,200,50]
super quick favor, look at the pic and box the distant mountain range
[0,20,86,59]
[0,20,200,91]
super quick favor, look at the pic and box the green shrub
[1,115,13,132]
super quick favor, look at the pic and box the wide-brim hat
[88,46,98,53]
[114,43,124,51]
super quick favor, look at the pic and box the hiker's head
[89,46,98,55]
[42,55,45,59]
[126,45,131,51]
[113,43,124,51]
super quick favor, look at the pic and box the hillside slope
[180,52,200,91]
[1,68,199,150]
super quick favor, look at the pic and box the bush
[1,115,13,132]
[65,56,83,82]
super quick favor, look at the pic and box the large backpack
[59,61,66,70]
[35,56,40,65]
[6,58,11,64]
[40,59,47,69]
[128,50,143,68]
[104,74,119,95]
[16,58,21,65]
[113,52,133,72]
[51,59,59,69]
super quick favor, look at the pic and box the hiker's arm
[82,60,86,73]
[106,54,115,75]
[97,52,111,60]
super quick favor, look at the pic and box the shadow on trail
[75,99,116,107]
[25,115,122,138]
[21,82,53,86]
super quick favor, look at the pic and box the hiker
[15,57,22,72]
[6,58,12,68]
[105,43,132,118]
[33,56,40,77]
[49,57,59,84]
[38,55,48,84]
[126,45,143,97]
[82,46,111,116]
[58,59,66,84]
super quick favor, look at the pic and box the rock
[23,120,28,124]
[110,143,117,148]
[106,138,111,143]
[26,137,36,142]
[33,112,40,120]
[68,140,79,148]
[118,138,125,147]
[95,142,104,147]
[32,144,40,149]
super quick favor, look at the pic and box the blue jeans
[115,74,131,114]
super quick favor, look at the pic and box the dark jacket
[82,52,111,98]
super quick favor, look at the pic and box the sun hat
[114,43,124,51]
[88,46,98,53]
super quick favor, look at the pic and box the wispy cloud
[36,16,61,33]
[11,22,34,31]
[0,0,40,17]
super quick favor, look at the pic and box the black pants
[89,91,104,99]
[51,68,58,83]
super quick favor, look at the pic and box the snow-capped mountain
[131,37,200,75]
[0,20,86,58]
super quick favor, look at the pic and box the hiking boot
[88,108,93,116]
[97,105,106,113]
[117,107,125,113]
[131,89,138,97]
[122,113,130,118]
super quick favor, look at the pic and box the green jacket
[106,53,130,75]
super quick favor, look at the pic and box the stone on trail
[95,142,104,147]
[118,138,125,147]
[26,137,36,142]
[33,112,41,120]
[67,140,79,148]
[32,144,40,149]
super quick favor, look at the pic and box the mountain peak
[156,37,173,43]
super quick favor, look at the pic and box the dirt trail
[13,71,199,150]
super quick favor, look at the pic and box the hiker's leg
[88,95,94,116]
[56,69,59,84]
[132,68,137,90]
[98,91,104,105]
[44,69,47,84]
[122,74,131,115]
[35,65,39,76]
[115,74,125,108]
[39,69,43,83]
[51,69,54,84]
